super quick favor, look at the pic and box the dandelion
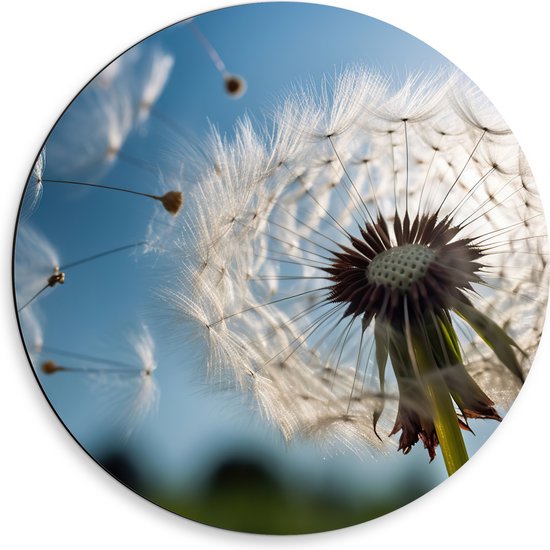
[40,325,159,438]
[186,18,247,98]
[15,225,147,312]
[169,68,549,475]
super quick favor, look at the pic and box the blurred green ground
[101,449,432,534]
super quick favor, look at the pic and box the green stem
[412,330,469,476]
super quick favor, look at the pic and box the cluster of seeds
[367,244,436,291]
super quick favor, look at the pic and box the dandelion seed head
[164,67,548,459]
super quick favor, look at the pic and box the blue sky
[13,2,498,503]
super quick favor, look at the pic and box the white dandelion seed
[46,79,135,178]
[144,169,186,254]
[40,324,159,438]
[14,223,149,312]
[185,18,247,99]
[20,149,45,220]
[39,174,184,217]
[168,67,548,474]
[19,304,44,361]
[92,47,142,89]
[14,225,62,312]
[35,47,181,219]
[45,45,174,179]
[136,48,175,124]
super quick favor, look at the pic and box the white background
[1,1,548,548]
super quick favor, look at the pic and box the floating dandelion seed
[17,264,65,313]
[223,74,247,99]
[46,46,174,179]
[186,18,247,98]
[144,171,186,254]
[92,47,142,89]
[20,149,45,220]
[170,68,549,475]
[41,177,183,216]
[47,266,65,288]
[137,48,175,124]
[15,225,60,311]
[41,325,159,438]
[159,190,184,215]
[93,56,124,89]
[16,233,148,312]
[90,45,174,131]
[46,79,134,177]
[41,360,64,374]
[20,304,44,361]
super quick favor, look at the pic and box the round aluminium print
[13,1,549,535]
